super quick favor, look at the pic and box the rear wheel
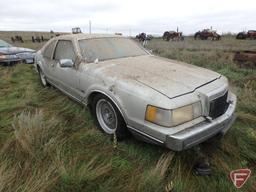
[91,94,129,140]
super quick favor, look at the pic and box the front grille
[209,91,229,119]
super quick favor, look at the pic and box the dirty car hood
[0,47,35,55]
[97,55,221,98]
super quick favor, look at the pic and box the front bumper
[166,93,237,151]
[0,53,35,64]
[128,92,237,151]
[0,58,22,63]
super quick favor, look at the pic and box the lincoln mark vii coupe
[35,34,237,151]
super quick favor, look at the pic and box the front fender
[84,85,129,124]
[34,52,44,72]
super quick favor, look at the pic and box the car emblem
[230,168,251,188]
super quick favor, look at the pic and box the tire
[237,33,246,40]
[38,67,49,87]
[194,33,200,40]
[91,94,129,140]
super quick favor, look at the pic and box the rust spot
[109,84,115,94]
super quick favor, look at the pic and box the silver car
[35,34,237,151]
[0,39,35,65]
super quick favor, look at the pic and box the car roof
[54,33,124,41]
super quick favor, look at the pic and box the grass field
[0,34,255,192]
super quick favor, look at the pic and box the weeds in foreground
[0,110,61,192]
[139,153,174,192]
[12,110,61,157]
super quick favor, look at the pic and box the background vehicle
[163,31,184,41]
[72,27,82,34]
[194,29,221,40]
[236,30,256,39]
[136,33,153,41]
[0,39,35,65]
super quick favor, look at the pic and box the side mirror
[59,59,74,68]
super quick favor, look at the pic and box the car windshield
[79,37,147,63]
[0,40,11,48]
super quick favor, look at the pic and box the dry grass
[0,159,17,192]
[55,153,112,183]
[138,153,174,192]
[0,111,61,192]
[0,110,112,192]
[12,110,60,157]
[151,153,174,177]
[0,159,59,192]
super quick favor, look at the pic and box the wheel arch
[36,63,41,72]
[35,58,44,73]
[86,90,128,125]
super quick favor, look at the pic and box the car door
[41,40,57,83]
[52,40,82,101]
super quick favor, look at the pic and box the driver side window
[43,40,56,59]
[54,40,76,62]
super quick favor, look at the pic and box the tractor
[163,31,184,41]
[194,29,221,40]
[72,27,82,34]
[236,30,256,40]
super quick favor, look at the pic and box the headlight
[145,102,202,127]
[0,55,17,60]
[172,102,202,126]
[145,105,172,127]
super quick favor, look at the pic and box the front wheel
[92,94,129,140]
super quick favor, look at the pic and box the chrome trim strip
[207,84,229,101]
[127,125,164,144]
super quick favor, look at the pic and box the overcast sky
[0,0,255,35]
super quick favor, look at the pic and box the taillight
[0,54,6,59]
